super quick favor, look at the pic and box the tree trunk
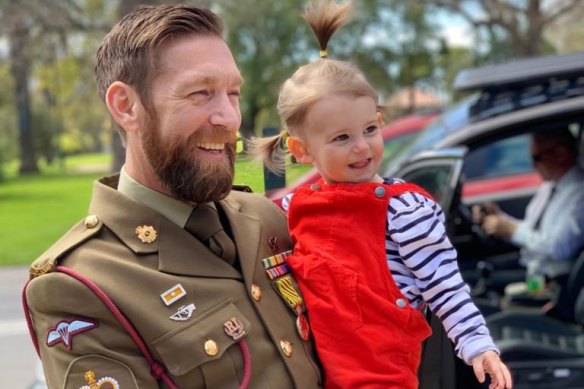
[10,16,38,174]
[525,0,543,56]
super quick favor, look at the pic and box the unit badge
[224,317,246,340]
[169,303,196,321]
[46,319,98,351]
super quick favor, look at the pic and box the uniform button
[396,298,407,308]
[310,184,321,191]
[204,339,219,356]
[84,215,99,229]
[280,339,293,357]
[251,284,262,302]
[374,186,386,198]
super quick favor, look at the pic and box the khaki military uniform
[25,175,322,389]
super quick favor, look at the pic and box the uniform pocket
[151,298,250,377]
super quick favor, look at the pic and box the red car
[266,111,441,209]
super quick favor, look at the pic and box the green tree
[423,0,584,60]
[215,0,312,147]
[0,0,108,174]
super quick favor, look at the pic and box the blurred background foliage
[0,0,583,177]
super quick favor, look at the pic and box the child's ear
[287,136,314,165]
[376,112,383,127]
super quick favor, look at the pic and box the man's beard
[142,116,236,203]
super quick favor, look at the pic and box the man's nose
[209,93,241,132]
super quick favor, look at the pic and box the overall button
[204,339,219,356]
[374,186,386,198]
[280,339,293,357]
[251,284,262,302]
[310,184,321,191]
[396,298,407,308]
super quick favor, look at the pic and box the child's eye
[332,134,349,142]
[364,125,378,134]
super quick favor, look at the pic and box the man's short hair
[94,4,224,142]
[534,128,579,157]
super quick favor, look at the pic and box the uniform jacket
[24,175,322,389]
[287,181,431,389]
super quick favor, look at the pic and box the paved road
[0,266,43,388]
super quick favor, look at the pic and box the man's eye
[190,90,210,98]
[228,91,241,101]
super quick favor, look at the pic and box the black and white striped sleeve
[386,191,498,364]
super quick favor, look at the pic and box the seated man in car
[473,128,584,283]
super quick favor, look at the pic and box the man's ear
[105,81,145,134]
[287,136,313,165]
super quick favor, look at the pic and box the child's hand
[471,350,513,389]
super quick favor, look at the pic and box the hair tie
[279,129,289,149]
[319,50,328,58]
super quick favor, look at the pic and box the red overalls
[287,181,432,389]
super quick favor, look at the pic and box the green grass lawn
[0,153,310,266]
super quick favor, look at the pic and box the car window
[400,164,455,207]
[382,96,476,177]
[464,134,532,180]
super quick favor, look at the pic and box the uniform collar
[118,166,192,228]
[89,175,265,282]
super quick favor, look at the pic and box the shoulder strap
[22,266,179,389]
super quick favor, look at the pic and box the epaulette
[29,214,104,279]
[232,184,253,193]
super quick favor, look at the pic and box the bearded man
[22,4,322,389]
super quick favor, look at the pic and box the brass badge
[135,225,157,243]
[224,317,246,340]
[30,257,57,278]
[80,370,120,389]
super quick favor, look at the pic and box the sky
[436,11,474,48]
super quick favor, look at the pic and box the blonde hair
[250,0,379,174]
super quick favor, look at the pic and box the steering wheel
[456,202,491,242]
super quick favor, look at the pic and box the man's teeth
[197,143,224,150]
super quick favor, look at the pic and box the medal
[296,313,310,341]
[261,250,311,341]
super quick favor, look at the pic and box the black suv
[400,52,584,389]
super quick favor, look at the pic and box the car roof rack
[454,51,584,91]
[453,52,584,122]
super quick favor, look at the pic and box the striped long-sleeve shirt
[283,181,498,364]
[384,185,497,364]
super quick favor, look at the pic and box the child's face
[291,94,383,184]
